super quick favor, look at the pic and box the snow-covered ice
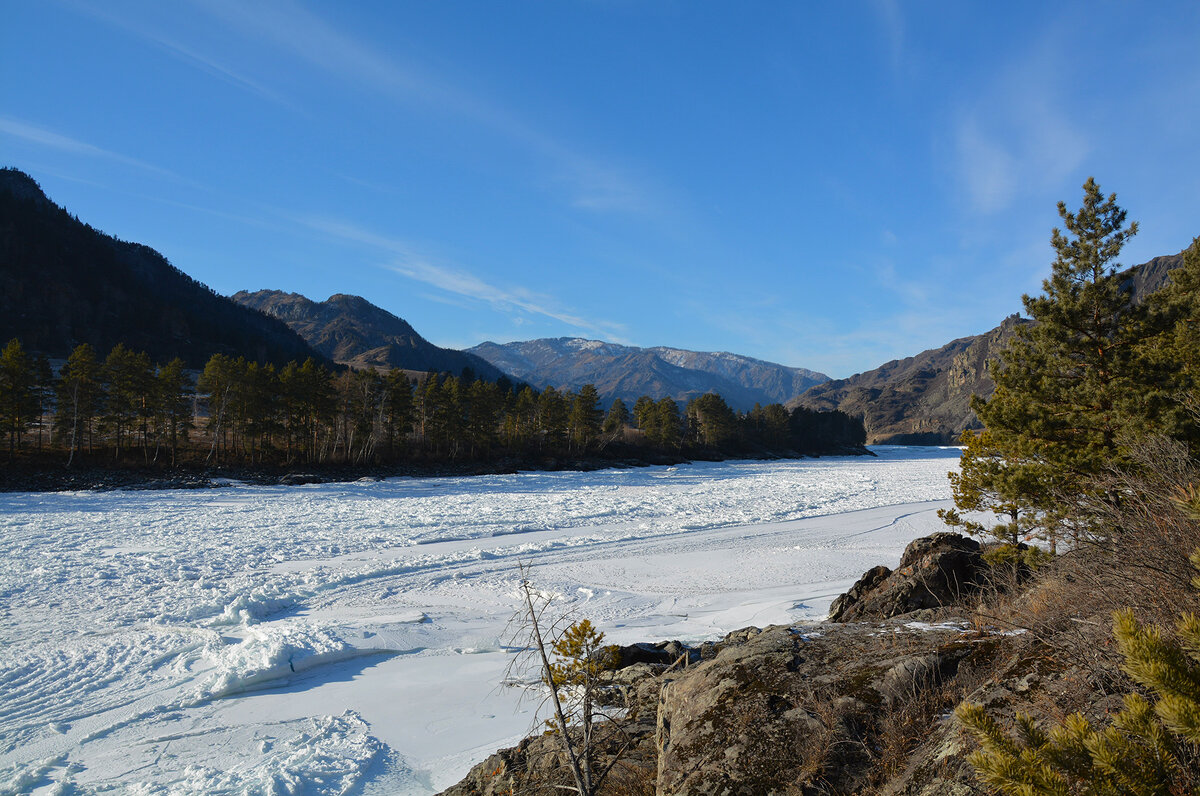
[0,445,959,794]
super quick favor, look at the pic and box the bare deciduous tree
[506,565,632,795]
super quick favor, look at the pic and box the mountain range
[231,289,505,380]
[792,250,1186,444]
[0,168,320,367]
[466,337,828,411]
[229,287,831,410]
[5,165,1189,445]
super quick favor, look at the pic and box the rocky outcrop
[826,564,891,620]
[438,532,1141,795]
[440,618,999,796]
[612,640,697,669]
[790,250,1186,445]
[828,533,984,622]
[439,710,660,796]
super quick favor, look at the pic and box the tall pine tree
[960,179,1163,547]
[0,338,38,454]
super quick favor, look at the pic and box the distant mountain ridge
[791,250,1188,444]
[0,168,321,367]
[231,289,506,379]
[790,316,1028,444]
[467,337,828,411]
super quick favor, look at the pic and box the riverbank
[0,443,872,493]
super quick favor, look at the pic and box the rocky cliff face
[791,316,1026,445]
[791,250,1187,445]
[231,289,505,379]
[467,337,828,412]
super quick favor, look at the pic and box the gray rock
[278,472,323,485]
[830,533,984,622]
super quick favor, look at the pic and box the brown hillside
[791,251,1186,445]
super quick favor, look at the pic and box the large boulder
[829,533,984,622]
[653,622,983,795]
[438,620,1001,796]
[610,640,696,669]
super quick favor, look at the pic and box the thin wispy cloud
[952,37,1090,214]
[69,1,293,108]
[955,118,1019,213]
[299,216,628,340]
[0,116,181,180]
[565,159,662,215]
[872,0,906,74]
[190,0,665,218]
[873,261,929,305]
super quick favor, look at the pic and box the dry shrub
[870,683,951,783]
[965,436,1200,695]
[860,641,997,794]
[794,695,860,792]
[1066,436,1200,625]
[598,760,656,796]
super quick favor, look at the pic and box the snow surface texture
[0,446,958,794]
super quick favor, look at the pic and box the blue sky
[3,1,1197,378]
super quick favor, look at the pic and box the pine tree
[155,358,193,465]
[279,358,333,463]
[240,362,281,463]
[632,395,658,439]
[415,372,441,446]
[0,338,39,454]
[601,397,629,437]
[654,397,682,448]
[957,605,1200,795]
[536,386,568,450]
[568,384,603,451]
[938,428,1046,547]
[383,369,413,455]
[760,403,790,447]
[102,344,154,460]
[465,378,501,456]
[199,354,237,463]
[506,385,538,447]
[687,392,736,448]
[1143,236,1200,444]
[963,179,1160,546]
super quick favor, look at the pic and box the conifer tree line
[937,179,1200,792]
[0,339,864,467]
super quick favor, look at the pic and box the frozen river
[0,446,959,794]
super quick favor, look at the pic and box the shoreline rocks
[437,533,1037,795]
[829,532,984,623]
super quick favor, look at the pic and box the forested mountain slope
[0,168,321,367]
[231,289,506,379]
[467,337,827,411]
[791,251,1186,444]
